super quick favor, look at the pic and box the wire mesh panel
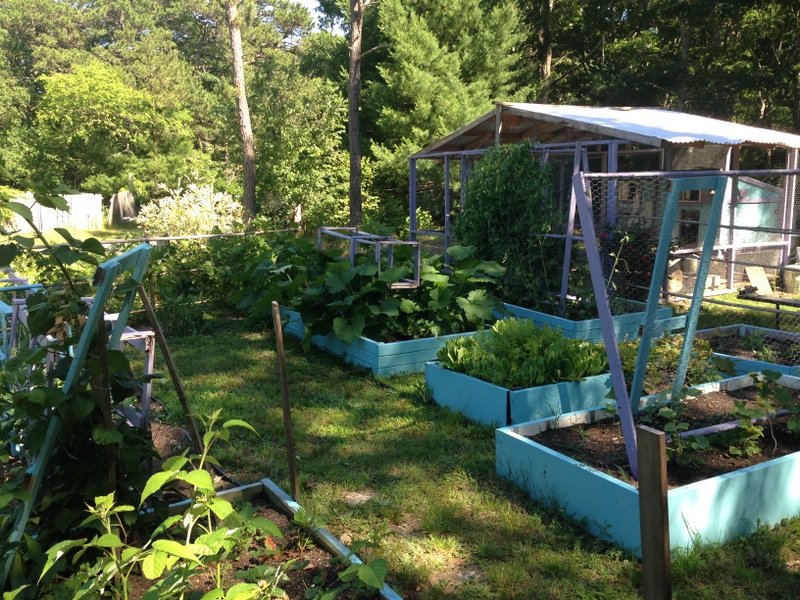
[578,169,800,389]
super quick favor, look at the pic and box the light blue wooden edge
[502,302,674,341]
[496,374,800,556]
[279,307,482,375]
[697,324,800,376]
[425,361,614,426]
[510,374,613,423]
[425,362,509,426]
[1,243,153,589]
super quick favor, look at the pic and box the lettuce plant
[437,318,609,389]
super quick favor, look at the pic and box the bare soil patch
[533,385,800,488]
[709,333,800,367]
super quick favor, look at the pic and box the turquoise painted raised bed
[424,361,612,427]
[502,301,680,343]
[697,324,800,377]
[279,308,482,377]
[496,374,800,556]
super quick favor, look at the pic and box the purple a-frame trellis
[572,172,730,478]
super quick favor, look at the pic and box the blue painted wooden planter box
[424,361,612,427]
[496,374,800,556]
[279,308,482,377]
[502,302,679,343]
[697,324,800,377]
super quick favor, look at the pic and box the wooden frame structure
[0,243,153,588]
[408,103,800,286]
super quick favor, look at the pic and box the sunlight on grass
[154,319,800,599]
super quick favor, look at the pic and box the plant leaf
[141,550,168,580]
[180,469,214,493]
[222,419,257,433]
[140,471,176,504]
[0,243,18,267]
[151,540,202,564]
[358,559,388,589]
[39,538,86,582]
[333,314,365,343]
[5,201,32,222]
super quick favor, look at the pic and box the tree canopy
[0,0,798,231]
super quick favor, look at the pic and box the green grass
[149,316,800,599]
[676,292,800,333]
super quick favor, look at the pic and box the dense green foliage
[4,0,796,233]
[455,140,562,304]
[0,165,161,594]
[437,318,609,388]
[237,237,505,343]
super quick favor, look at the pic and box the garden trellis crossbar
[576,172,730,479]
[0,243,153,590]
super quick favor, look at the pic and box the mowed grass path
[150,316,800,599]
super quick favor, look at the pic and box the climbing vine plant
[454,140,562,307]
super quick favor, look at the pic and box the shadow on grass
[160,320,800,600]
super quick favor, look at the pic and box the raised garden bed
[697,324,800,377]
[280,308,482,376]
[167,479,402,600]
[502,301,679,343]
[424,361,612,427]
[495,374,800,556]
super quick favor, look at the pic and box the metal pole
[271,301,301,502]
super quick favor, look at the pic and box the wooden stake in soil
[136,285,204,453]
[271,301,301,502]
[637,425,672,600]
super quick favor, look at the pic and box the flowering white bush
[137,183,244,237]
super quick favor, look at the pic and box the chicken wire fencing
[569,169,800,393]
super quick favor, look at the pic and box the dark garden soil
[132,418,380,600]
[708,333,800,367]
[533,384,800,489]
[127,493,370,600]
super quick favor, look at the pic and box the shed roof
[411,103,800,158]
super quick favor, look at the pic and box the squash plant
[237,239,506,345]
[292,245,505,346]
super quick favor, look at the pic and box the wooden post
[637,425,671,600]
[136,285,204,453]
[271,301,301,502]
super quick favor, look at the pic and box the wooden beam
[637,425,671,600]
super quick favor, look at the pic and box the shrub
[454,140,562,305]
[137,183,244,237]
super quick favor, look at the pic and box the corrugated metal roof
[412,103,800,157]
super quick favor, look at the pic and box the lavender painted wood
[279,308,482,376]
[425,361,613,427]
[496,374,800,556]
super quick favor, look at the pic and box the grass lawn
[145,314,800,599]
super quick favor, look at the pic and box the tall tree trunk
[225,0,256,222]
[537,0,553,102]
[677,14,689,110]
[348,0,368,228]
